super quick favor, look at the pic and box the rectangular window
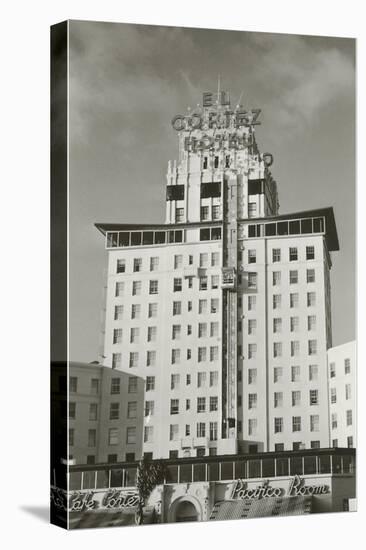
[173,278,182,292]
[170,399,179,415]
[308,315,316,331]
[274,418,283,433]
[273,318,282,333]
[201,205,209,220]
[273,294,281,309]
[248,250,256,264]
[88,403,97,421]
[290,317,299,332]
[345,358,351,374]
[196,423,206,438]
[126,427,137,445]
[290,293,299,308]
[291,366,300,382]
[211,275,219,289]
[112,353,121,369]
[197,397,206,413]
[174,254,183,269]
[331,413,337,429]
[273,342,282,358]
[272,248,281,262]
[133,258,142,272]
[211,298,219,313]
[117,259,126,273]
[307,292,316,307]
[128,376,138,393]
[307,269,315,283]
[309,365,318,381]
[199,253,208,267]
[113,328,122,344]
[248,368,257,384]
[172,325,181,340]
[291,341,300,356]
[211,252,220,267]
[248,418,257,436]
[308,339,317,355]
[249,393,257,409]
[108,428,118,446]
[212,205,220,220]
[69,376,78,393]
[129,352,138,368]
[274,392,283,408]
[248,343,257,359]
[248,319,257,335]
[210,371,219,386]
[345,384,351,400]
[331,387,337,404]
[150,256,159,271]
[248,202,257,218]
[169,425,179,441]
[147,303,157,318]
[144,426,154,443]
[274,367,283,383]
[310,390,319,406]
[172,349,181,364]
[149,280,158,295]
[126,402,137,419]
[289,247,298,261]
[272,271,281,286]
[210,322,219,337]
[210,396,218,411]
[289,270,298,284]
[197,372,206,388]
[130,327,139,343]
[187,348,191,358]
[199,276,208,290]
[306,246,315,260]
[173,301,182,316]
[171,373,180,390]
[145,401,154,417]
[131,304,141,319]
[146,376,155,391]
[310,415,319,432]
[248,295,256,311]
[147,326,157,342]
[330,362,336,378]
[209,422,218,441]
[69,402,76,419]
[91,378,99,395]
[176,208,184,222]
[248,272,257,289]
[146,350,156,367]
[115,281,124,297]
[110,378,120,395]
[114,305,123,320]
[210,346,219,362]
[132,281,142,296]
[292,391,301,407]
[110,402,120,420]
[88,429,97,447]
[346,410,352,426]
[292,416,301,432]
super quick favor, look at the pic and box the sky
[68,20,355,362]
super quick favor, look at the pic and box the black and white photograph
[50,19,357,530]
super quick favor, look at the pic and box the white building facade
[96,89,339,460]
[327,340,356,448]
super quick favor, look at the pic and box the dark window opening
[142,232,154,245]
[166,185,185,201]
[201,181,221,198]
[131,232,142,246]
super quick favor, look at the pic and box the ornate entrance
[175,501,198,522]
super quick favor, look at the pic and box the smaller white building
[327,341,356,448]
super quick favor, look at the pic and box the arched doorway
[175,500,199,522]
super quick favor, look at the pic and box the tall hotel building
[96,90,339,460]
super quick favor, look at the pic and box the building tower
[96,89,339,460]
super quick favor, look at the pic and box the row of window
[272,292,317,308]
[116,252,221,274]
[114,299,219,321]
[331,410,353,428]
[242,315,317,335]
[169,396,219,414]
[329,358,352,377]
[114,275,221,297]
[245,365,320,385]
[330,385,352,403]
[69,401,140,421]
[69,426,139,447]
[247,216,325,239]
[240,390,320,410]
[169,422,218,441]
[113,322,220,344]
[248,415,321,436]
[245,247,317,265]
[112,345,220,369]
[171,371,219,389]
[271,269,315,285]
[246,339,318,359]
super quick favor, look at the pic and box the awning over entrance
[210,496,312,521]
[69,506,156,529]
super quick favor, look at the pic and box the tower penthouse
[96,89,339,460]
